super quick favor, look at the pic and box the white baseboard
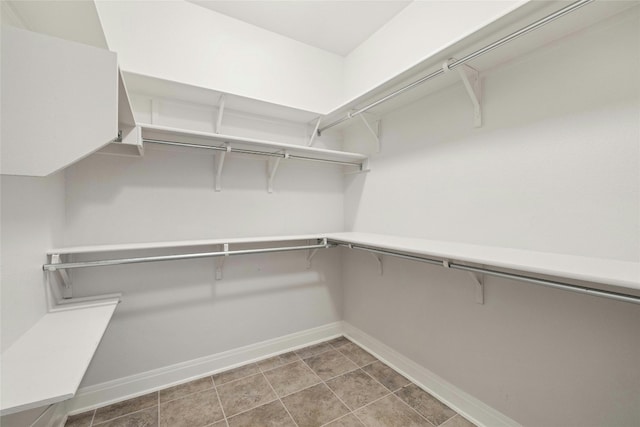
[342,322,521,427]
[68,322,342,414]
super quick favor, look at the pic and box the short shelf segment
[0,299,119,416]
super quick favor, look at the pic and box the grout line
[214,369,263,388]
[394,391,437,427]
[158,384,217,404]
[222,396,280,421]
[212,379,230,427]
[89,409,96,427]
[258,357,301,374]
[261,371,300,427]
[91,406,159,426]
[319,411,356,427]
[157,390,160,427]
[440,414,462,427]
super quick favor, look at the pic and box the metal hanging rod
[43,241,335,272]
[143,138,363,168]
[333,242,640,305]
[318,0,594,135]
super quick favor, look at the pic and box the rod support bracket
[215,243,229,280]
[267,152,288,193]
[358,113,381,153]
[214,144,229,192]
[51,254,73,299]
[308,117,322,147]
[370,252,384,276]
[467,271,485,304]
[215,94,226,134]
[443,58,482,127]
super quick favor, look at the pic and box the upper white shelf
[140,124,368,167]
[0,299,119,416]
[47,234,325,255]
[326,232,640,292]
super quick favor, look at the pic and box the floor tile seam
[358,363,404,395]
[321,376,371,426]
[296,343,335,359]
[259,357,303,374]
[88,409,97,427]
[439,414,464,427]
[393,391,438,427]
[159,384,216,405]
[260,371,301,427]
[272,378,323,400]
[214,370,263,389]
[320,364,361,382]
[91,405,159,426]
[318,411,357,427]
[212,380,230,427]
[224,395,280,420]
[350,391,393,414]
[157,389,160,427]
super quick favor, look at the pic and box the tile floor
[65,337,477,427]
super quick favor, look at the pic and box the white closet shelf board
[123,72,322,124]
[140,124,368,165]
[320,1,636,133]
[47,234,327,255]
[326,233,640,292]
[0,299,119,416]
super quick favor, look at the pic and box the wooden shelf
[0,298,119,416]
[326,232,640,291]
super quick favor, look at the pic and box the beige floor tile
[159,389,223,427]
[258,352,301,372]
[212,363,260,386]
[160,377,214,402]
[93,407,158,427]
[326,369,389,411]
[65,410,94,427]
[227,400,296,427]
[264,360,322,396]
[295,342,333,359]
[281,383,349,427]
[323,413,364,427]
[216,373,277,417]
[327,336,352,349]
[354,394,431,427]
[441,415,477,427]
[338,343,377,367]
[93,393,158,424]
[303,349,358,380]
[395,384,456,426]
[362,361,410,392]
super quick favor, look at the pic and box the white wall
[0,173,65,351]
[95,0,343,114]
[342,8,640,427]
[342,0,527,104]
[64,114,346,385]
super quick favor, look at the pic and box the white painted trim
[67,322,342,414]
[342,322,521,427]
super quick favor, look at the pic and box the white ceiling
[188,0,412,56]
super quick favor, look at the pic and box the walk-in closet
[1,1,638,426]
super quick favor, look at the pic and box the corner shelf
[0,298,120,416]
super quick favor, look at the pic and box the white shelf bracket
[357,113,381,153]
[468,272,485,304]
[370,253,384,276]
[306,238,327,268]
[443,59,482,127]
[215,243,229,280]
[215,94,226,134]
[214,144,230,191]
[267,152,288,193]
[307,117,322,147]
[51,254,72,299]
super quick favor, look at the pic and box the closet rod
[43,242,334,272]
[334,242,640,305]
[144,138,363,168]
[318,0,593,134]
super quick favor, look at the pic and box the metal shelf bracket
[371,252,384,275]
[215,243,229,280]
[307,117,322,147]
[468,272,485,304]
[306,238,327,268]
[215,94,226,134]
[267,151,288,193]
[357,113,381,153]
[51,254,72,299]
[444,59,482,127]
[214,144,230,192]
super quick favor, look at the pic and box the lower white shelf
[0,298,119,416]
